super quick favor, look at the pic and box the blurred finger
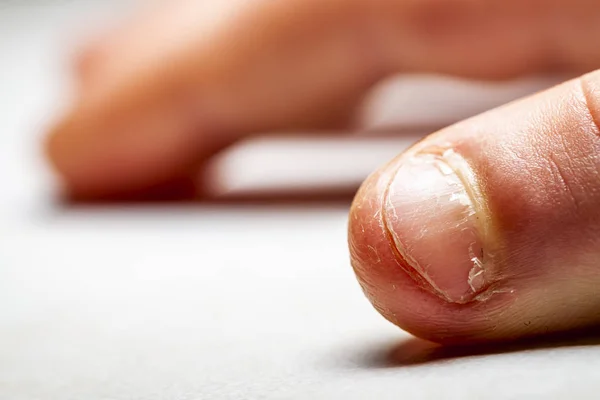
[47,0,600,198]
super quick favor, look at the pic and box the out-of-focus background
[2,1,600,399]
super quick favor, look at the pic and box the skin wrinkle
[489,158,575,289]
[582,75,600,142]
[540,94,595,214]
[574,76,600,203]
[547,152,579,213]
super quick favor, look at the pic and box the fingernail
[383,149,489,303]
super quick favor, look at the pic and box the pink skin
[349,74,600,344]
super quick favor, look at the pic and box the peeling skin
[443,148,495,299]
[381,148,495,304]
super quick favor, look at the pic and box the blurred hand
[46,0,600,343]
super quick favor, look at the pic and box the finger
[49,0,367,198]
[72,26,124,90]
[73,35,105,87]
[349,69,600,344]
[47,0,600,198]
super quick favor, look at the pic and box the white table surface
[2,1,600,399]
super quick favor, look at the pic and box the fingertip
[348,149,517,344]
[44,108,168,199]
[349,157,462,343]
[45,113,83,191]
[349,73,600,344]
[44,111,112,198]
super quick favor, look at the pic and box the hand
[46,0,600,343]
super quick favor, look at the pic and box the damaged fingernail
[383,149,490,303]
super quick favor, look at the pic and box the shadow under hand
[56,134,411,206]
[62,177,358,207]
[351,328,600,369]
